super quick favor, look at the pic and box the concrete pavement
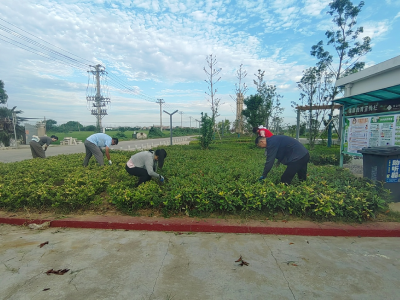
[1,224,399,300]
[0,136,195,163]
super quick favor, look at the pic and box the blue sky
[0,0,399,128]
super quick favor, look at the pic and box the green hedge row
[0,142,389,221]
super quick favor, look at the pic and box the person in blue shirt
[256,135,309,185]
[83,133,118,166]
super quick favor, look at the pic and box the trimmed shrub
[0,142,388,221]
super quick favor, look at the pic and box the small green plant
[199,112,214,149]
[115,132,127,139]
[148,126,164,138]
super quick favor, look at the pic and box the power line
[0,33,88,71]
[0,17,94,65]
[0,25,89,69]
[0,18,182,114]
[106,76,157,104]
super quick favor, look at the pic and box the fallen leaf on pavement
[43,288,50,291]
[235,255,242,262]
[46,269,70,275]
[292,264,298,266]
[239,260,249,266]
[39,241,49,248]
[289,243,294,245]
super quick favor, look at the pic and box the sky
[0,0,399,129]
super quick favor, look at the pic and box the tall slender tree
[204,54,222,125]
[253,70,283,129]
[293,66,334,149]
[311,0,371,144]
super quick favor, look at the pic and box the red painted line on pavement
[1,217,400,237]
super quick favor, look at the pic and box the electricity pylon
[87,64,110,132]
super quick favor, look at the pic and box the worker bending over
[256,135,309,185]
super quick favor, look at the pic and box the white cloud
[361,20,390,40]
[0,0,398,127]
[302,0,330,17]
[386,0,400,5]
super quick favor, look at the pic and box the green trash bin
[358,146,400,202]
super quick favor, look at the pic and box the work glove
[108,160,112,165]
[258,175,265,182]
[159,175,165,183]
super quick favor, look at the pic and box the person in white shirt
[83,133,118,166]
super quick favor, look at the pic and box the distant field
[47,130,148,145]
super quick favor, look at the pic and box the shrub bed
[308,144,352,165]
[0,142,389,221]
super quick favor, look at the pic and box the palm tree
[0,106,25,147]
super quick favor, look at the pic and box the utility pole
[87,64,110,133]
[156,99,165,131]
[163,110,178,145]
[178,111,183,128]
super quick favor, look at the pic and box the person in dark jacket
[29,135,58,158]
[256,135,309,185]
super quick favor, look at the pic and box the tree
[199,112,214,150]
[46,119,57,130]
[253,70,284,129]
[241,94,264,129]
[0,106,24,147]
[293,66,334,149]
[217,119,231,136]
[286,124,297,137]
[204,54,222,126]
[148,126,164,138]
[312,0,371,81]
[64,121,83,131]
[0,80,8,105]
[300,122,306,136]
[311,0,371,144]
[84,125,96,131]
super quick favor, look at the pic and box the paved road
[0,224,399,300]
[0,136,195,163]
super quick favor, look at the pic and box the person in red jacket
[252,126,273,138]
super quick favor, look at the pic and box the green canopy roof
[333,84,400,106]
